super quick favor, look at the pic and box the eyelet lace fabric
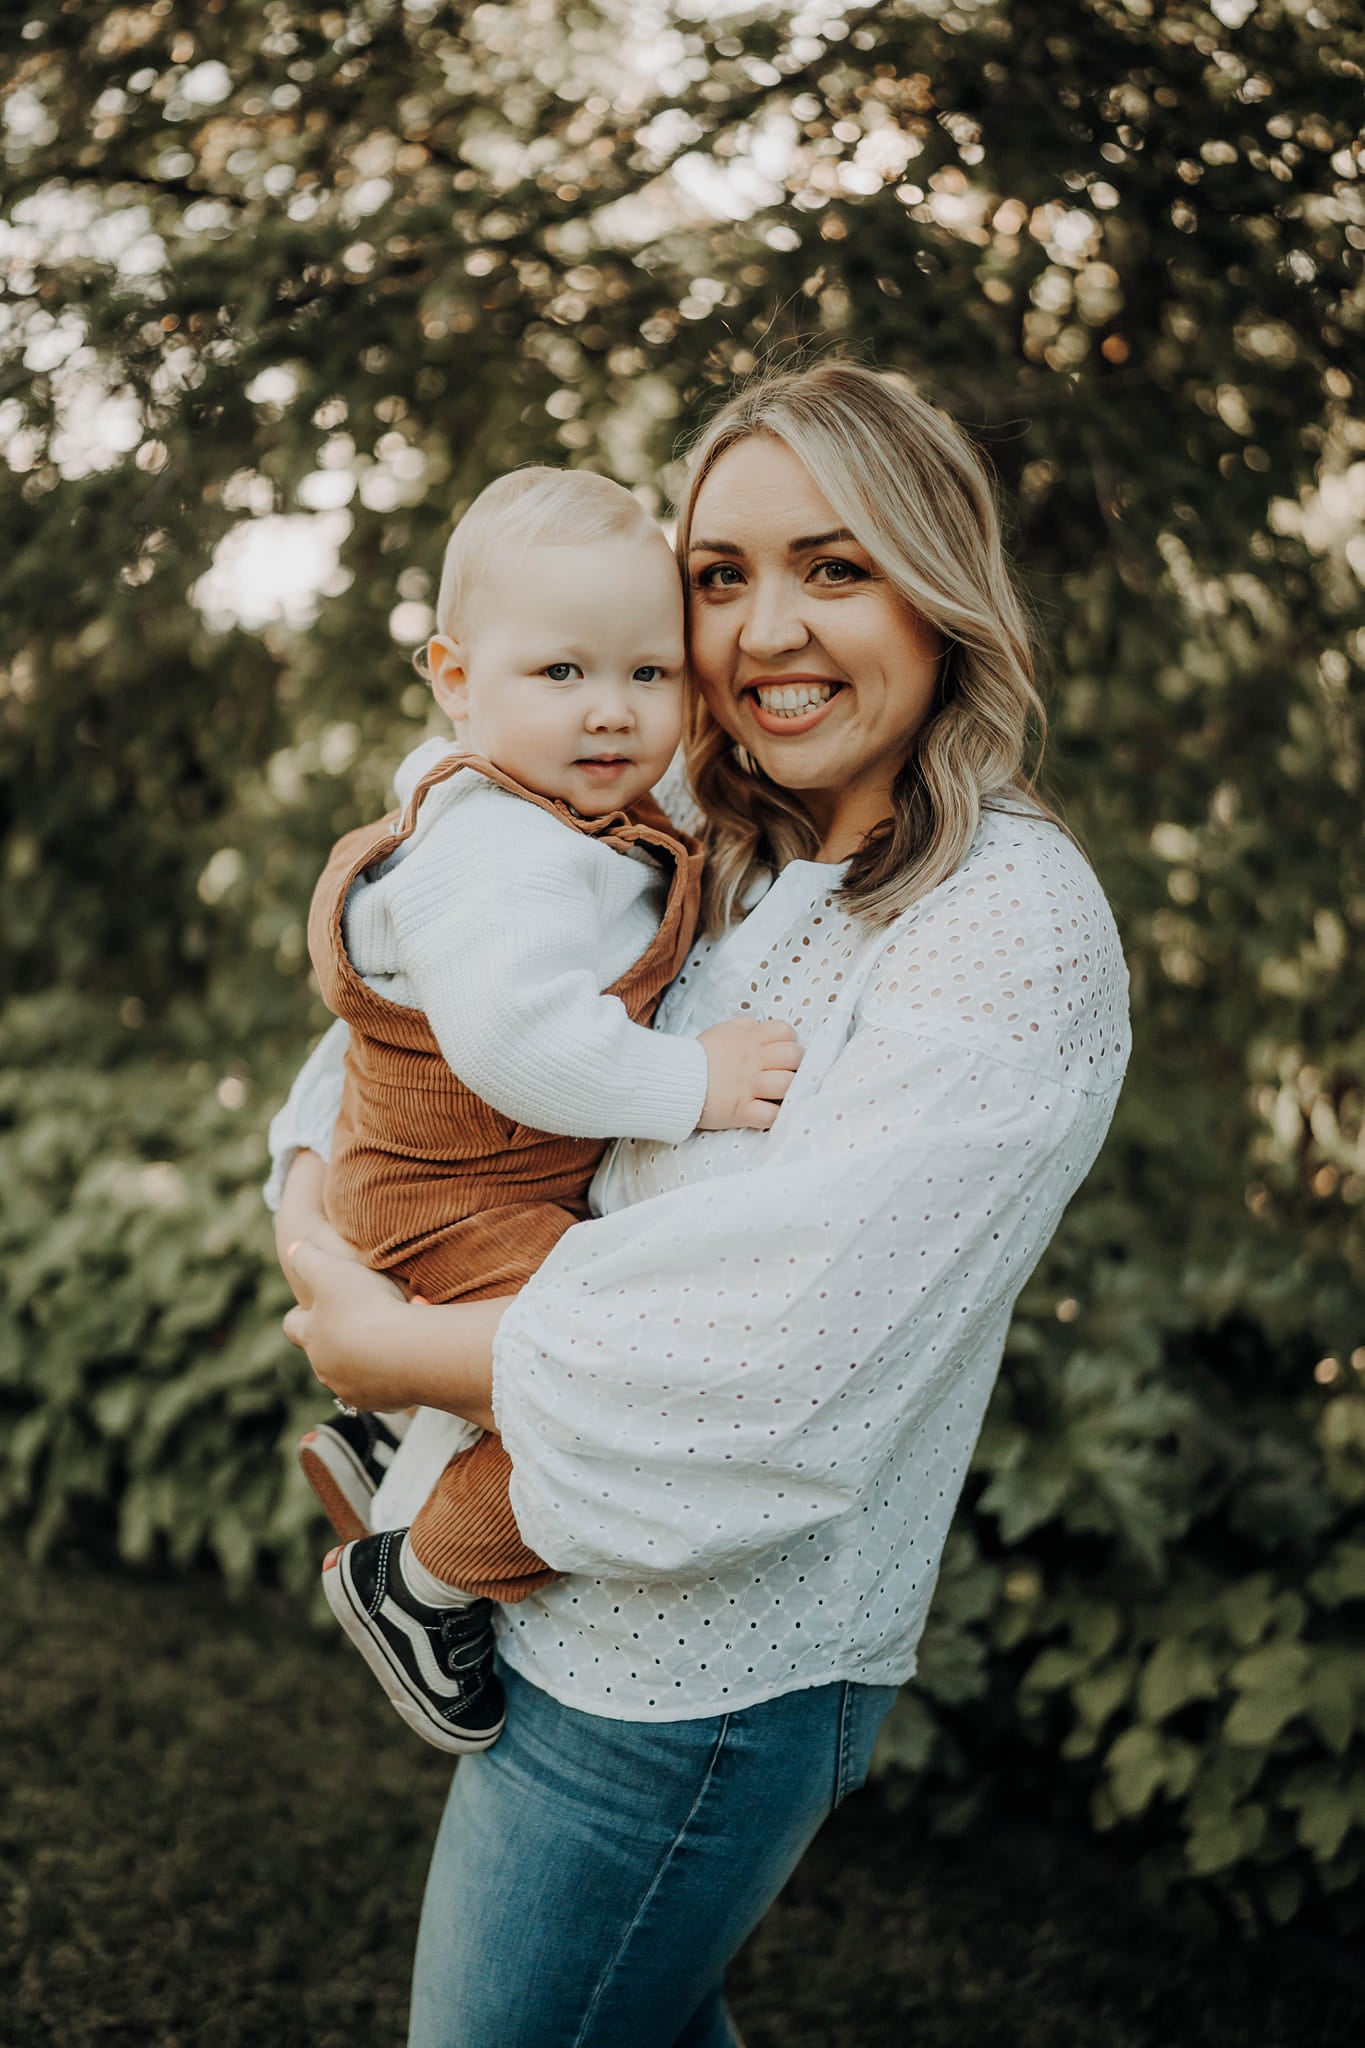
[489,804,1129,1717]
[269,801,1130,1722]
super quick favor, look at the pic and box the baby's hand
[696,1016,803,1131]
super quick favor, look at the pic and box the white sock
[399,1532,476,1609]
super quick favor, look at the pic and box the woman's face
[686,435,944,859]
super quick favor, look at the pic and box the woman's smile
[742,673,846,734]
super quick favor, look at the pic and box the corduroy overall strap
[307,750,704,1045]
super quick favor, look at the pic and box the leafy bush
[881,1166,1365,1934]
[893,1476,1365,1933]
[0,996,317,1595]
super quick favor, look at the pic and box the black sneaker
[297,1409,406,1543]
[322,1529,506,1755]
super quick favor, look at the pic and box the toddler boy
[283,468,800,1752]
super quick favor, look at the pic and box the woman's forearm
[385,1297,506,1430]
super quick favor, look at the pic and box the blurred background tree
[1,0,1362,1928]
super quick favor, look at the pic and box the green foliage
[880,1234,1365,1932]
[2,0,1363,1934]
[0,996,319,1595]
[873,1081,1365,1930]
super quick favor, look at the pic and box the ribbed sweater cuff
[619,1034,709,1143]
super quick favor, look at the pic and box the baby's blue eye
[543,662,579,682]
[633,665,669,683]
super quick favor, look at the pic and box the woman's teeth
[752,682,835,719]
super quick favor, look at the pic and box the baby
[283,467,801,1753]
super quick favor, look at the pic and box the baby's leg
[320,1412,555,1757]
[297,1406,412,1542]
[323,1526,506,1755]
[321,1205,575,1746]
[409,1434,557,1603]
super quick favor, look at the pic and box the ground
[1,1541,1357,2047]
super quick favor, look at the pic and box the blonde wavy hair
[677,363,1058,933]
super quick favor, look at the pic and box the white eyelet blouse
[268,798,1130,1721]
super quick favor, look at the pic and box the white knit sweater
[328,738,707,1144]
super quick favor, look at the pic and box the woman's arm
[264,1016,350,1212]
[273,1147,372,1295]
[485,1019,1122,1582]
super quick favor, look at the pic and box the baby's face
[430,529,686,816]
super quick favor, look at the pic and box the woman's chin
[747,742,839,793]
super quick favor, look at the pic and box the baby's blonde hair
[433,466,658,641]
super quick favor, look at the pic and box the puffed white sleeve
[262,1017,350,1211]
[389,809,708,1142]
[491,1022,1122,1579]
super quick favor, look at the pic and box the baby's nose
[586,693,635,728]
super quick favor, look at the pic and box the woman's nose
[736,578,810,661]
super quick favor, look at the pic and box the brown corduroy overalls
[307,750,703,1600]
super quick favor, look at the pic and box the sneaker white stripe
[324,1552,503,1755]
[377,1594,469,1698]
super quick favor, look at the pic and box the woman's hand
[282,1241,510,1432]
[283,1241,418,1411]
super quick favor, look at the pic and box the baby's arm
[389,808,799,1141]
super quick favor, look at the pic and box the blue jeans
[409,1661,898,2048]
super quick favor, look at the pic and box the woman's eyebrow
[789,528,857,552]
[688,528,858,556]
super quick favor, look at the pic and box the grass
[1,1541,1359,2047]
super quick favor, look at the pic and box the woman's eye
[693,562,742,589]
[542,662,581,682]
[811,558,864,586]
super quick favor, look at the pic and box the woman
[273,363,1130,2047]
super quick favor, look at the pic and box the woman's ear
[427,634,469,721]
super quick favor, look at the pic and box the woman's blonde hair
[677,362,1058,933]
